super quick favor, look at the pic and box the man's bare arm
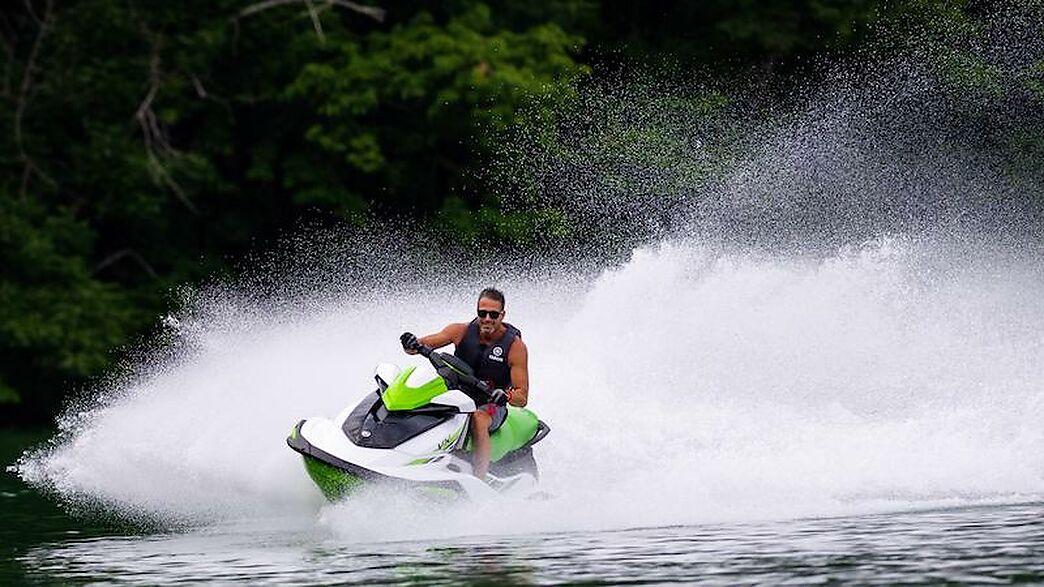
[417,323,468,350]
[507,339,529,407]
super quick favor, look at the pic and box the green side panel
[382,365,450,411]
[302,455,364,501]
[464,407,540,462]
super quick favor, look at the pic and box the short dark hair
[478,287,505,309]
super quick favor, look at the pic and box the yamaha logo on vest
[488,346,505,362]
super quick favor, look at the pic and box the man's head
[476,287,505,336]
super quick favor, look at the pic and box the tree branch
[185,70,235,122]
[189,73,207,98]
[1,13,16,97]
[14,0,56,201]
[94,248,159,279]
[22,0,44,27]
[304,0,325,43]
[133,22,199,215]
[238,0,385,28]
[324,0,384,21]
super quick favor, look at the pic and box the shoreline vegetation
[2,1,1041,425]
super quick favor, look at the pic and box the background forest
[0,0,1035,424]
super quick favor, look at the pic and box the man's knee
[472,410,491,431]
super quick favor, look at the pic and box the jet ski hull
[288,415,549,501]
[287,419,468,500]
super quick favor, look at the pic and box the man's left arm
[507,339,529,407]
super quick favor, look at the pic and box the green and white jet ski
[287,342,550,501]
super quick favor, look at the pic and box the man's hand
[400,332,420,354]
[489,388,509,407]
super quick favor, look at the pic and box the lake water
[5,430,1043,585]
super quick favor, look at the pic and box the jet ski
[286,342,550,501]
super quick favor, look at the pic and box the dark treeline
[0,0,1024,424]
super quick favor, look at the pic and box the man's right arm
[414,323,467,352]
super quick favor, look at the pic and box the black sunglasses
[477,310,501,319]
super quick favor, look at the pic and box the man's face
[477,297,505,336]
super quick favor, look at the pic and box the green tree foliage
[284,3,586,215]
[0,197,144,407]
[0,0,586,420]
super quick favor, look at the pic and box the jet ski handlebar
[401,332,497,400]
[415,342,494,397]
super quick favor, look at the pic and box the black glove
[489,388,509,407]
[400,332,420,353]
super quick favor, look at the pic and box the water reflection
[19,502,1044,584]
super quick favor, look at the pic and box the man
[400,287,529,480]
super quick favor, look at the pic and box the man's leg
[471,409,492,479]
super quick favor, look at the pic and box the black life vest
[454,320,520,389]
